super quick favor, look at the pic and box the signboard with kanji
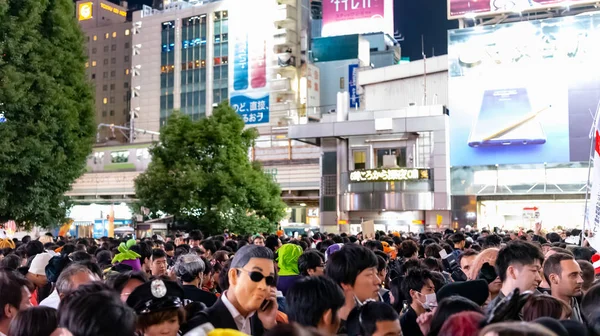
[231,94,270,125]
[349,168,431,182]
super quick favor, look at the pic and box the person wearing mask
[0,270,33,336]
[276,243,303,296]
[39,263,99,309]
[543,253,584,322]
[487,240,544,314]
[150,249,168,277]
[185,245,279,335]
[399,268,436,336]
[298,250,325,277]
[347,301,401,336]
[326,244,381,334]
[174,254,217,307]
[127,279,186,336]
[286,276,345,335]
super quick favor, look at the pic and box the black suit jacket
[184,297,266,336]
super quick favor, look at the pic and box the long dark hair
[8,306,57,336]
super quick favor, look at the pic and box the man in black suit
[184,245,279,335]
[173,253,217,307]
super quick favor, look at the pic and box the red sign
[448,0,597,19]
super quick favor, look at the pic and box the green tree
[135,105,287,235]
[0,0,95,228]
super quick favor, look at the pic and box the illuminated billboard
[449,0,598,19]
[322,0,394,37]
[78,2,93,21]
[448,13,600,167]
[228,0,272,125]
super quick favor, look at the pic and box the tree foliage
[135,104,287,235]
[0,0,95,228]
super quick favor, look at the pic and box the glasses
[237,269,276,287]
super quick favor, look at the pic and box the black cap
[126,279,185,315]
[535,317,568,336]
[437,279,489,306]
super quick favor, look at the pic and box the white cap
[28,253,53,276]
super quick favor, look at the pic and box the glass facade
[160,21,175,126]
[181,15,208,120]
[213,10,228,105]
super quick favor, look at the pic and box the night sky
[112,0,457,60]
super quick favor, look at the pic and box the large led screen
[448,13,600,167]
[449,0,597,19]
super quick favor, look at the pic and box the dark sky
[118,0,456,61]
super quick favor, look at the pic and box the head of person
[479,321,558,336]
[106,271,148,303]
[27,252,53,287]
[126,279,186,336]
[131,242,153,273]
[451,233,466,249]
[346,301,400,336]
[424,243,442,259]
[496,240,544,293]
[253,235,265,247]
[543,253,583,299]
[8,306,57,336]
[164,242,175,257]
[228,245,276,314]
[58,288,136,336]
[189,231,203,248]
[0,270,32,332]
[577,260,594,294]
[265,235,281,252]
[399,240,418,259]
[201,240,217,258]
[298,250,325,277]
[428,296,483,336]
[0,254,22,270]
[326,244,381,303]
[56,263,100,300]
[174,254,205,286]
[438,311,484,336]
[522,294,568,321]
[286,276,345,335]
[459,249,479,275]
[401,268,435,312]
[150,249,168,277]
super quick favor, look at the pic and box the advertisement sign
[306,64,320,113]
[229,0,273,125]
[349,168,431,182]
[448,0,598,19]
[78,2,93,21]
[448,14,600,166]
[349,64,359,108]
[322,0,393,37]
[93,219,106,239]
[586,115,600,251]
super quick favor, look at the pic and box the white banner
[586,112,600,251]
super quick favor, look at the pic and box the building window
[92,48,97,54]
[124,108,129,115]
[353,151,367,170]
[105,33,109,39]
[125,42,130,49]
[85,62,89,68]
[125,69,130,75]
[110,97,115,104]
[93,35,97,41]
[111,57,116,64]
[124,82,129,88]
[111,71,116,77]
[375,148,407,168]
[111,44,116,51]
[125,29,130,36]
[104,59,109,65]
[102,110,107,117]
[103,98,108,104]
[103,84,108,91]
[112,32,117,38]
[104,46,109,53]
[124,55,129,62]
[87,36,90,42]
[91,73,96,79]
[103,72,108,78]
[110,110,115,116]
[110,84,115,90]
[92,61,97,67]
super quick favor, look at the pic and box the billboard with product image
[448,13,600,167]
[322,0,394,38]
[448,0,598,19]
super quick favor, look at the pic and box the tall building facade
[77,0,133,143]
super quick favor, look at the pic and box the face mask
[420,292,437,310]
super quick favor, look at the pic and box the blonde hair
[469,248,499,280]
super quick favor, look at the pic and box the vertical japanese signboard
[349,64,359,108]
[229,0,273,125]
[322,0,393,37]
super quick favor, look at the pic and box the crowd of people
[0,227,599,336]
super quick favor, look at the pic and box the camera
[439,249,468,282]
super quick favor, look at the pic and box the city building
[77,0,133,143]
[289,56,451,233]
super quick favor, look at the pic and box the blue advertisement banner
[349,64,359,108]
[93,220,106,239]
[231,94,270,125]
[233,34,249,91]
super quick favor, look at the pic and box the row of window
[100,109,129,117]
[102,82,129,91]
[102,94,129,104]
[87,30,130,42]
[86,56,130,67]
[92,43,130,54]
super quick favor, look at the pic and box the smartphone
[260,299,272,312]
[468,88,546,147]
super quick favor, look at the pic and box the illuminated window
[105,33,109,39]
[92,61,97,67]
[353,151,366,170]
[112,32,117,38]
[125,69,130,75]
[93,35,97,41]
[85,62,89,68]
[125,29,130,36]
[103,98,108,104]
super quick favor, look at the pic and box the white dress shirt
[39,289,60,309]
[221,291,254,335]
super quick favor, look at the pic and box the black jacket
[184,298,266,336]
[182,285,217,307]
